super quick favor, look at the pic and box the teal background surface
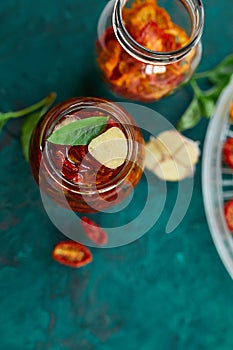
[0,1,233,349]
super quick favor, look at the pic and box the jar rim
[39,97,142,195]
[112,0,204,65]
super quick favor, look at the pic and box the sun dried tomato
[97,27,122,79]
[52,241,92,268]
[223,137,233,169]
[224,200,233,232]
[155,7,172,29]
[123,0,157,35]
[98,42,122,79]
[81,217,108,246]
[229,101,233,120]
[107,117,120,128]
[165,24,189,48]
[136,21,177,52]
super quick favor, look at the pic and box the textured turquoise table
[1,1,233,349]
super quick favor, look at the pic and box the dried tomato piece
[224,199,233,232]
[61,159,79,183]
[149,66,183,88]
[165,24,190,48]
[101,26,117,45]
[162,32,178,51]
[52,241,92,268]
[123,0,157,35]
[229,101,233,120]
[67,145,87,164]
[107,117,120,128]
[98,40,122,79]
[97,27,122,79]
[155,6,172,29]
[223,137,233,169]
[81,217,108,246]
[136,21,177,52]
[109,51,139,88]
[137,21,163,51]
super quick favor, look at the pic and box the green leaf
[0,111,16,130]
[20,112,43,161]
[47,116,109,146]
[0,92,56,126]
[190,79,215,117]
[197,95,215,118]
[177,59,233,131]
[207,54,233,84]
[20,92,57,161]
[0,92,56,135]
[205,77,232,101]
[177,97,202,131]
[0,117,8,131]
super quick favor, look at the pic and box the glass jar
[96,0,204,102]
[29,97,145,213]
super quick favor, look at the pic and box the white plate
[202,76,233,278]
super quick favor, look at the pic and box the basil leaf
[197,95,215,118]
[207,54,233,84]
[205,78,232,101]
[21,112,43,161]
[47,116,109,146]
[20,93,57,161]
[177,56,233,132]
[0,118,8,131]
[0,112,16,130]
[177,97,202,131]
[0,93,56,129]
[0,112,12,125]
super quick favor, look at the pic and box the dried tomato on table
[81,217,108,246]
[52,241,92,268]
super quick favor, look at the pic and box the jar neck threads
[112,0,204,65]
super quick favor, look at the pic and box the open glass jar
[29,97,145,213]
[96,0,204,102]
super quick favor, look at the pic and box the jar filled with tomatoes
[29,97,145,213]
[96,0,204,102]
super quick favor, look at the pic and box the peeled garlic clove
[156,130,186,156]
[145,138,163,171]
[88,127,128,169]
[174,139,200,167]
[144,129,200,181]
[153,158,191,181]
[149,136,172,158]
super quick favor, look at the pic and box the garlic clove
[145,137,163,171]
[144,129,200,181]
[174,138,200,167]
[156,130,186,156]
[153,158,191,181]
[88,127,128,169]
